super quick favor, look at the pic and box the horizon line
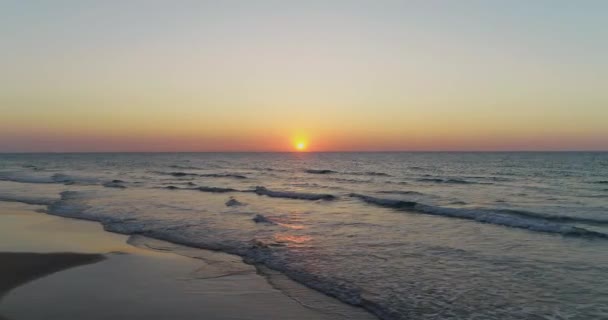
[1,150,607,154]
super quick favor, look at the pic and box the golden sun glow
[295,141,307,151]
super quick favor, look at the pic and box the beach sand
[0,202,375,320]
[0,252,104,299]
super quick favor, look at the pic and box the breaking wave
[225,197,246,207]
[43,191,380,317]
[252,214,276,224]
[305,169,337,174]
[348,171,392,177]
[160,171,247,179]
[102,180,127,189]
[349,193,608,238]
[254,186,336,201]
[164,185,238,193]
[168,165,204,170]
[305,169,391,177]
[416,178,481,184]
[327,177,372,184]
[377,190,424,196]
[200,173,247,179]
[0,171,100,185]
[49,191,372,308]
[165,172,199,177]
[249,167,290,173]
[197,186,239,193]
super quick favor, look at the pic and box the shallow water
[1,152,607,319]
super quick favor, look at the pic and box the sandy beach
[0,202,375,320]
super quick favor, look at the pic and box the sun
[295,141,307,151]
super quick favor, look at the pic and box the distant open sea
[1,152,607,319]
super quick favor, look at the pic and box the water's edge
[1,198,381,320]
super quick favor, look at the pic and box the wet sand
[0,202,375,320]
[0,252,104,299]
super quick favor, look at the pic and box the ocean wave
[197,186,239,193]
[160,171,247,179]
[450,201,467,205]
[226,197,246,207]
[288,182,336,189]
[40,188,599,320]
[22,164,43,171]
[0,171,101,185]
[162,181,197,187]
[252,214,276,224]
[328,177,372,184]
[306,169,391,177]
[254,186,336,201]
[465,176,513,182]
[39,190,397,319]
[364,171,391,177]
[377,190,424,196]
[496,208,608,225]
[46,191,96,220]
[102,180,127,189]
[408,166,426,171]
[163,185,238,193]
[168,165,204,170]
[349,193,608,238]
[200,173,247,179]
[385,181,409,185]
[305,169,337,174]
[592,180,608,184]
[350,194,417,208]
[250,167,290,172]
[0,172,53,184]
[166,171,199,177]
[416,178,480,184]
[346,171,392,177]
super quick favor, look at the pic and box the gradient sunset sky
[1,1,607,152]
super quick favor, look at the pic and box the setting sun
[295,141,307,151]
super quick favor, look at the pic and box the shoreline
[0,201,375,320]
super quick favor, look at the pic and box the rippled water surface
[1,152,607,319]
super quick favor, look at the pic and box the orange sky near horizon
[1,1,607,152]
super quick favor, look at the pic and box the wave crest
[161,171,247,179]
[254,187,336,201]
[0,171,100,185]
[305,169,337,174]
[417,178,481,184]
[349,193,608,238]
[163,185,237,193]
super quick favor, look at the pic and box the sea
[0,152,607,319]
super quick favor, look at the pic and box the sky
[1,0,607,152]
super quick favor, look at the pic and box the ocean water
[1,152,607,319]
